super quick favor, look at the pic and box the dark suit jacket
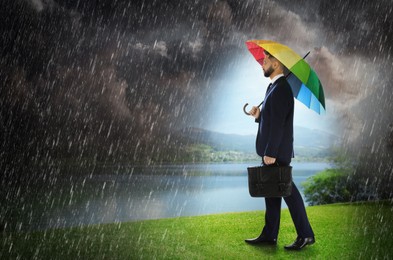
[256,76,294,165]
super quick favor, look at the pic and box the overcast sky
[1,0,392,161]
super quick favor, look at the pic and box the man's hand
[263,156,276,165]
[249,106,260,119]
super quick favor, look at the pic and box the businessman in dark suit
[246,50,315,250]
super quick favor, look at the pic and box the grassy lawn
[1,201,392,259]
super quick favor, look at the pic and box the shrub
[302,169,352,206]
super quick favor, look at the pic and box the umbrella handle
[243,101,264,116]
[243,103,251,115]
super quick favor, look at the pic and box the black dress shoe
[284,236,315,250]
[245,235,277,245]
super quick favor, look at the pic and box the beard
[263,66,274,77]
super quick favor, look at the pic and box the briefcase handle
[262,160,280,166]
[261,160,285,183]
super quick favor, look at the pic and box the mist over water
[2,162,330,232]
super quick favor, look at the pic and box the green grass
[1,201,392,259]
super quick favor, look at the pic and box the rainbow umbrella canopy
[245,40,326,114]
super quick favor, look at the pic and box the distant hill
[176,127,254,152]
[175,126,339,159]
[293,126,340,149]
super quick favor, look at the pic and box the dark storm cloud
[0,0,243,166]
[253,1,393,152]
[1,0,392,171]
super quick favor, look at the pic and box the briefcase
[247,165,293,197]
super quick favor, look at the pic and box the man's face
[262,56,274,78]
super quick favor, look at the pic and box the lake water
[5,162,331,231]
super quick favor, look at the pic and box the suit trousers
[261,181,314,239]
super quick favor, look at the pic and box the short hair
[263,50,275,60]
[264,50,287,72]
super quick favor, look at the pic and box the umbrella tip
[303,51,311,59]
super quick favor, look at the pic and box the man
[246,50,315,250]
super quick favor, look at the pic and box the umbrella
[244,40,325,115]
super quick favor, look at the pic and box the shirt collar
[271,74,284,85]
